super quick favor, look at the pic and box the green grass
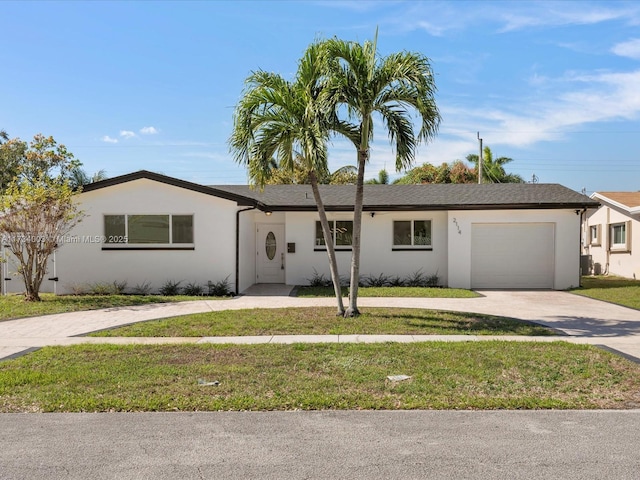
[1,342,638,412]
[88,307,553,337]
[296,286,479,298]
[572,276,640,310]
[0,293,227,322]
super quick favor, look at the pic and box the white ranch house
[2,170,598,295]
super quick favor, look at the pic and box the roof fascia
[81,170,262,208]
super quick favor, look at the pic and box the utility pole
[477,132,483,184]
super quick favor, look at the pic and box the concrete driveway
[1,289,639,361]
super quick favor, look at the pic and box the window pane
[413,221,431,246]
[128,215,169,244]
[393,221,411,246]
[172,215,193,243]
[315,221,326,246]
[104,215,125,243]
[335,221,353,246]
[613,224,626,244]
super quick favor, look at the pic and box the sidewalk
[2,288,640,362]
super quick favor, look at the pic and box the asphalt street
[1,411,639,480]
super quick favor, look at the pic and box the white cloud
[101,135,118,144]
[612,38,640,59]
[140,126,159,135]
[120,130,136,139]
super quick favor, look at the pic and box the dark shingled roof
[211,183,599,211]
[81,170,599,211]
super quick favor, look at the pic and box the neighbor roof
[591,192,640,215]
[82,170,599,211]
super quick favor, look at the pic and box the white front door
[256,223,286,283]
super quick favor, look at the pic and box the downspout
[235,206,256,295]
[578,208,586,286]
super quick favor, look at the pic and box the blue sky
[2,0,639,193]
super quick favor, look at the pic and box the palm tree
[230,43,356,315]
[322,32,440,316]
[365,168,389,185]
[466,146,523,183]
[68,167,108,189]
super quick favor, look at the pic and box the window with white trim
[589,224,601,246]
[609,222,630,252]
[393,220,432,249]
[315,220,352,249]
[104,214,194,247]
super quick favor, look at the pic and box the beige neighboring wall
[585,192,640,280]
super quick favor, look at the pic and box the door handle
[281,253,284,270]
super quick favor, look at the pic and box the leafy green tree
[264,161,356,185]
[230,43,356,315]
[394,161,475,184]
[466,146,524,183]
[0,133,27,193]
[322,32,440,316]
[0,134,84,301]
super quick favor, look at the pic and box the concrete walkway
[1,287,640,361]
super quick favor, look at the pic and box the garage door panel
[471,223,554,289]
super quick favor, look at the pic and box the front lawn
[88,307,553,337]
[572,276,640,310]
[0,293,227,322]
[1,342,638,412]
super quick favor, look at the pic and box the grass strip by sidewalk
[296,286,479,298]
[88,307,554,337]
[1,342,638,412]
[0,293,226,322]
[572,276,640,310]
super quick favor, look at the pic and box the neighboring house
[2,171,598,295]
[583,192,639,279]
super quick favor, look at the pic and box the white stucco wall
[447,209,581,290]
[284,211,448,286]
[585,203,639,280]
[52,179,240,295]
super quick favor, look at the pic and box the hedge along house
[1,170,598,295]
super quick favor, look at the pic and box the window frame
[589,224,601,246]
[609,221,631,253]
[102,214,195,250]
[314,220,353,251]
[392,219,433,251]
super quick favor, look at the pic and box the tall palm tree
[467,146,523,183]
[68,167,108,189]
[230,43,356,315]
[322,32,440,316]
[365,168,389,185]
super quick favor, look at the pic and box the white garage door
[471,223,555,289]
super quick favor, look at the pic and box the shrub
[387,275,405,287]
[307,268,332,287]
[159,280,182,296]
[183,282,204,296]
[404,269,427,287]
[88,281,127,295]
[362,273,390,288]
[131,281,153,296]
[403,269,439,287]
[207,276,232,296]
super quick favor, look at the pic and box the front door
[256,223,285,283]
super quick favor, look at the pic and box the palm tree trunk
[345,148,367,317]
[309,172,345,315]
